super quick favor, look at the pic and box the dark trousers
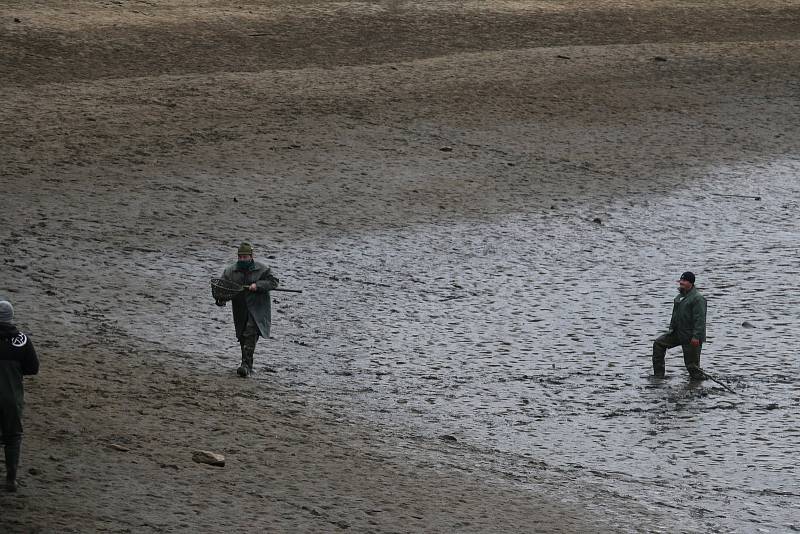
[239,314,260,371]
[652,332,703,379]
[0,402,23,482]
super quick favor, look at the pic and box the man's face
[678,279,693,292]
[238,254,253,262]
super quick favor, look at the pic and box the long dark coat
[220,261,278,340]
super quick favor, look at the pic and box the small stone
[14,17,21,23]
[654,56,668,62]
[742,321,756,328]
[439,434,458,442]
[440,146,453,152]
[592,217,602,224]
[766,403,779,410]
[108,443,130,452]
[28,467,40,476]
[192,450,225,467]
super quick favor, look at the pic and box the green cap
[237,242,254,256]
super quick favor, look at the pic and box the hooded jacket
[0,322,40,413]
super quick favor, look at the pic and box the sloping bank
[0,329,669,533]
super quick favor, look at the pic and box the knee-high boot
[237,342,250,377]
[4,435,21,492]
[652,357,665,378]
[243,341,254,372]
[237,337,256,377]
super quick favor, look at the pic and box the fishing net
[210,277,245,302]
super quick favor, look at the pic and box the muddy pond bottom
[132,159,800,532]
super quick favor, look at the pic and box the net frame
[210,277,245,302]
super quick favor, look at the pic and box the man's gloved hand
[215,299,226,307]
[254,280,279,291]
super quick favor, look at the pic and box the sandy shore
[1,1,799,532]
[4,336,619,533]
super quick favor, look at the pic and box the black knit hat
[0,300,12,323]
[679,271,696,284]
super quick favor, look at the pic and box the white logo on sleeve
[11,333,28,348]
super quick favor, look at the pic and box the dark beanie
[0,300,13,323]
[680,271,696,284]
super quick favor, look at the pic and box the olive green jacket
[218,261,278,340]
[669,287,707,343]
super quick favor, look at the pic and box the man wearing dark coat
[0,299,40,492]
[652,271,707,380]
[216,243,279,377]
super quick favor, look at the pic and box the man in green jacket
[0,299,40,492]
[652,272,707,380]
[216,243,279,377]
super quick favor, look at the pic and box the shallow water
[9,157,798,531]
[267,160,797,532]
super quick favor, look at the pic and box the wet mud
[231,162,800,532]
[2,1,800,532]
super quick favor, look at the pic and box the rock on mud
[192,450,226,467]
